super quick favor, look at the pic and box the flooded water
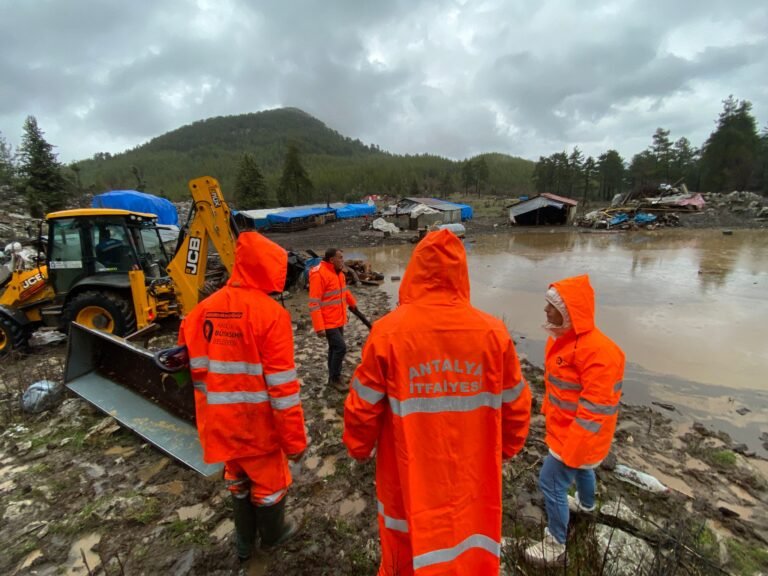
[350,229,768,455]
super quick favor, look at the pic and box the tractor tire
[62,291,137,337]
[0,315,27,357]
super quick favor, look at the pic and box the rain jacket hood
[550,274,595,336]
[399,229,469,306]
[227,232,287,294]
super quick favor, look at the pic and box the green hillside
[73,108,534,204]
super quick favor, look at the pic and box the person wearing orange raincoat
[179,231,307,562]
[343,229,532,575]
[524,274,625,566]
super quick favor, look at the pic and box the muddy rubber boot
[257,497,299,548]
[231,494,258,561]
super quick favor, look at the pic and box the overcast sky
[1,0,767,164]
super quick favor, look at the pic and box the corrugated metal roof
[540,192,579,206]
[402,197,462,212]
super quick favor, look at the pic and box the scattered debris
[20,380,62,414]
[613,464,669,493]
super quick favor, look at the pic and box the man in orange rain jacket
[524,274,625,566]
[343,229,532,576]
[309,247,358,391]
[179,231,307,563]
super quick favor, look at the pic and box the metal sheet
[66,370,221,477]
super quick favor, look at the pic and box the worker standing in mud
[342,229,532,575]
[179,232,307,564]
[309,247,358,392]
[524,274,625,566]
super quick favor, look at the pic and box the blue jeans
[539,454,596,544]
[325,327,347,382]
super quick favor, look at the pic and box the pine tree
[277,144,313,206]
[460,160,475,194]
[18,116,69,217]
[700,96,761,191]
[651,128,673,182]
[473,157,490,194]
[0,131,15,186]
[234,153,269,208]
[597,150,625,201]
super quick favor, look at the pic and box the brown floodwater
[349,229,768,455]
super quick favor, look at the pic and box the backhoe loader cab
[46,209,171,334]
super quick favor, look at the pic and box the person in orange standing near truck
[343,229,532,575]
[308,248,359,391]
[179,231,307,563]
[524,274,625,566]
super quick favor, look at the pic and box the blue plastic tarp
[633,212,657,224]
[92,190,179,226]
[442,201,473,221]
[609,213,629,226]
[334,204,376,219]
[267,207,334,224]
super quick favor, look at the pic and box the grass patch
[726,538,768,573]
[709,449,737,469]
[127,497,161,525]
[167,518,210,546]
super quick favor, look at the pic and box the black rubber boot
[231,494,258,560]
[256,497,298,548]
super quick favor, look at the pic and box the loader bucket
[64,322,222,477]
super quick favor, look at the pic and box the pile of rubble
[577,209,681,230]
[701,190,768,220]
[0,185,35,246]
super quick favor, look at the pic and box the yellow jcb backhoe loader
[0,176,237,355]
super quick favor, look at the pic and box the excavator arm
[166,176,239,315]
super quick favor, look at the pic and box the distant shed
[390,197,463,230]
[508,193,578,225]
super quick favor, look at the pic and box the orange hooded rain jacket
[343,229,532,576]
[308,260,357,332]
[179,232,307,469]
[543,274,625,469]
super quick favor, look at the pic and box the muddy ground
[2,281,768,576]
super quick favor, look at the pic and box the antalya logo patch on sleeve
[203,320,214,342]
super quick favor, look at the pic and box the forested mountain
[72,108,535,204]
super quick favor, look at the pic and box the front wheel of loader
[63,291,137,336]
[0,315,28,356]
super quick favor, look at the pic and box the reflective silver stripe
[502,380,526,403]
[190,356,209,369]
[413,534,500,569]
[548,393,578,412]
[353,377,385,405]
[208,360,263,376]
[309,297,321,303]
[549,374,581,391]
[265,369,297,387]
[322,289,342,298]
[389,393,501,417]
[576,417,601,433]
[377,500,408,533]
[319,298,343,307]
[270,392,301,410]
[580,398,619,416]
[613,380,623,393]
[193,381,207,392]
[206,391,269,405]
[257,488,286,506]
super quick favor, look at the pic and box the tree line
[532,96,768,202]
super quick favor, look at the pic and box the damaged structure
[508,193,579,226]
[385,197,472,230]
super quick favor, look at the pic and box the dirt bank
[1,285,767,575]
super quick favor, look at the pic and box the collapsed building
[384,197,473,230]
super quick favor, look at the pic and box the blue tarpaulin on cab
[442,201,473,221]
[334,204,376,219]
[267,206,335,224]
[92,190,179,226]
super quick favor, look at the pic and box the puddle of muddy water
[317,455,338,478]
[65,532,101,576]
[358,230,768,455]
[339,495,367,517]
